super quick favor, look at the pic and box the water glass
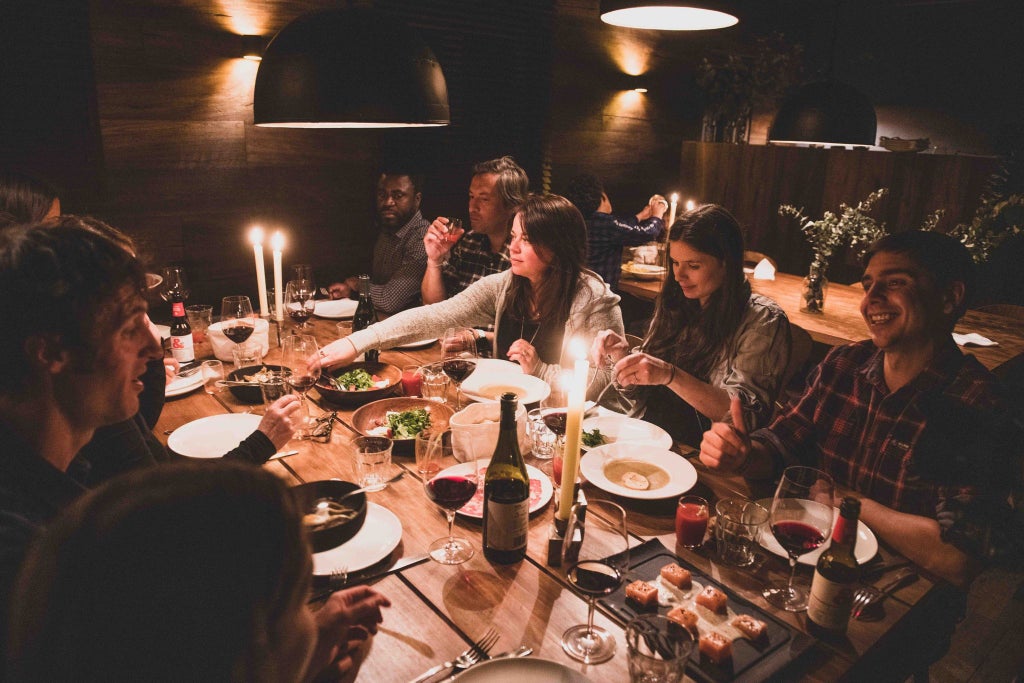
[418,361,449,403]
[258,369,292,405]
[527,407,555,459]
[185,304,213,343]
[714,498,769,567]
[415,428,450,476]
[626,614,695,683]
[336,320,353,338]
[353,436,393,492]
[232,340,263,369]
[201,360,224,395]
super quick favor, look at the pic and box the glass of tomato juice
[675,495,709,549]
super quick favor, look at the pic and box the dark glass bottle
[483,393,529,564]
[807,496,861,632]
[352,273,379,363]
[169,300,194,364]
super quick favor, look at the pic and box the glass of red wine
[280,334,321,438]
[540,386,569,482]
[561,499,630,664]
[285,279,316,332]
[763,465,835,611]
[423,448,479,565]
[440,326,478,410]
[220,296,256,349]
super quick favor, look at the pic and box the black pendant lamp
[600,0,738,30]
[254,7,449,128]
[768,80,877,146]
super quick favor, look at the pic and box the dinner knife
[307,553,429,603]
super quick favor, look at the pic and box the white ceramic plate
[312,502,403,575]
[580,443,698,500]
[623,263,667,281]
[390,337,438,350]
[454,657,592,682]
[441,462,552,519]
[314,299,358,319]
[757,499,879,566]
[167,414,262,458]
[473,358,523,374]
[580,415,672,452]
[164,372,204,398]
[461,371,550,405]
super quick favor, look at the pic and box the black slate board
[598,539,814,683]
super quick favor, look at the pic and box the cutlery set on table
[409,627,534,682]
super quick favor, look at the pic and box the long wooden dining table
[619,270,1024,373]
[156,317,943,682]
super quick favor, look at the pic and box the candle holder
[546,486,586,567]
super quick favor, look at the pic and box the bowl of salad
[350,397,455,455]
[316,362,401,406]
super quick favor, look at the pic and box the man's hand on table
[257,394,303,449]
[327,277,360,300]
[700,396,756,474]
[307,586,391,682]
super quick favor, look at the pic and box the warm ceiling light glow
[611,39,652,76]
[633,87,648,93]
[601,5,738,31]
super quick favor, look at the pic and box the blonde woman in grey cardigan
[320,194,624,388]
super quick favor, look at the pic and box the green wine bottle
[482,393,529,564]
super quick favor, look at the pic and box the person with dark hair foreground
[699,230,1023,677]
[563,172,666,292]
[593,204,791,445]
[6,460,390,682]
[322,194,623,386]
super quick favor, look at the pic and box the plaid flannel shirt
[441,231,510,297]
[586,212,664,290]
[756,339,1022,562]
[369,211,429,315]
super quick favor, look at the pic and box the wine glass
[763,465,835,611]
[292,264,316,294]
[285,279,316,331]
[441,326,478,410]
[280,334,322,437]
[159,266,190,303]
[220,296,256,349]
[540,381,569,482]
[423,443,479,565]
[561,499,630,664]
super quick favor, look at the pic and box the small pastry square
[731,614,766,640]
[625,579,659,608]
[695,585,728,613]
[666,606,700,635]
[699,631,733,665]
[659,563,693,590]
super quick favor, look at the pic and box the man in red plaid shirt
[701,231,1022,588]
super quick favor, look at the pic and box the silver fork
[409,627,499,683]
[851,568,918,619]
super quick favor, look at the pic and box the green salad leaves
[386,408,431,439]
[333,368,375,391]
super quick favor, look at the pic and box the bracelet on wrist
[663,364,676,386]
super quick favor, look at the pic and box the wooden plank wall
[679,142,998,284]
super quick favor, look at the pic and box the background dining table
[156,316,942,682]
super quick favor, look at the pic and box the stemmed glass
[280,334,322,437]
[159,266,190,304]
[763,465,835,611]
[292,264,316,294]
[220,296,256,347]
[562,500,630,664]
[441,326,478,410]
[541,383,569,484]
[285,279,316,332]
[422,443,479,565]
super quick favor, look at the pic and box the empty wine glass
[562,499,630,664]
[423,442,479,565]
[763,465,835,611]
[280,334,322,437]
[292,264,316,294]
[159,266,190,304]
[220,296,256,349]
[285,279,316,331]
[441,326,478,410]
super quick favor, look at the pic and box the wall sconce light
[241,35,264,61]
[253,7,449,128]
[600,0,738,31]
[633,87,648,93]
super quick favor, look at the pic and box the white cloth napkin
[952,332,998,347]
[752,258,776,280]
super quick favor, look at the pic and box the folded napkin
[752,258,776,281]
[952,332,998,347]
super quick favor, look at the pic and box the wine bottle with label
[483,393,529,564]
[168,300,195,364]
[352,273,378,363]
[807,496,860,632]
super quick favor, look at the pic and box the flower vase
[800,270,828,313]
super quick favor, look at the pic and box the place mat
[598,538,812,683]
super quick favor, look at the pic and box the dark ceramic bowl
[291,480,368,553]
[350,397,455,456]
[315,361,402,406]
[226,364,288,404]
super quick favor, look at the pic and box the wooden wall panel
[681,142,998,283]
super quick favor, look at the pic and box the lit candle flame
[685,200,695,212]
[249,226,264,245]
[671,192,679,203]
[270,231,284,251]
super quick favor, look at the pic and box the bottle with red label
[169,301,194,364]
[807,496,860,632]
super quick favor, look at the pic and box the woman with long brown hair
[321,194,623,385]
[593,204,791,445]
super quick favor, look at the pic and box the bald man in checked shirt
[328,172,430,317]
